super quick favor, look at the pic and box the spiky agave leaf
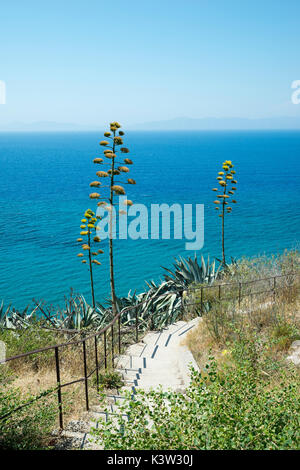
[162,254,220,287]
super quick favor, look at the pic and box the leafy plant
[271,321,300,351]
[0,386,56,450]
[0,327,58,365]
[162,254,220,288]
[54,292,111,330]
[99,255,220,330]
[221,250,300,283]
[0,302,39,330]
[96,370,124,390]
[91,357,300,450]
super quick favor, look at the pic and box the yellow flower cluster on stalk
[212,160,238,265]
[76,208,103,308]
[88,122,136,316]
[89,122,136,209]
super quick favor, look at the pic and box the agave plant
[112,255,221,331]
[0,255,220,334]
[54,293,111,331]
[141,281,183,329]
[0,302,39,330]
[162,255,220,288]
[97,290,147,329]
[0,302,11,328]
[0,293,113,332]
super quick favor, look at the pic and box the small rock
[290,340,300,350]
[286,341,300,366]
[65,420,90,433]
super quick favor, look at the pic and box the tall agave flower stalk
[89,122,136,316]
[212,160,237,266]
[77,209,103,308]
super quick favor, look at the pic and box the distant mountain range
[130,116,300,130]
[0,121,97,132]
[1,116,300,132]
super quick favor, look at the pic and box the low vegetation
[91,250,300,450]
[0,250,299,449]
[1,131,299,451]
[96,370,124,390]
[0,386,57,450]
[0,322,131,449]
[91,356,299,450]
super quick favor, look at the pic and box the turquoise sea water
[0,130,299,309]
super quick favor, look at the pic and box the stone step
[128,324,197,359]
[142,330,172,348]
[141,321,191,346]
[54,318,200,450]
[115,354,146,369]
[126,342,148,357]
[116,354,172,370]
[116,366,142,373]
[105,402,124,414]
[57,430,100,450]
[106,393,135,404]
[118,369,140,381]
[124,322,190,357]
[64,419,91,433]
[89,410,129,429]
[137,375,185,387]
[127,342,165,358]
[122,384,138,394]
[166,320,187,332]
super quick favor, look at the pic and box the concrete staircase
[54,317,200,450]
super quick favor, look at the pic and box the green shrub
[222,249,300,283]
[271,321,300,351]
[0,386,57,450]
[0,327,58,364]
[91,357,300,450]
[96,370,124,390]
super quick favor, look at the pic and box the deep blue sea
[0,131,299,309]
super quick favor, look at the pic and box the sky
[0,0,300,128]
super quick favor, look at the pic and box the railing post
[54,347,63,429]
[94,336,99,390]
[82,340,89,411]
[218,285,221,300]
[135,307,139,342]
[179,290,184,317]
[200,286,203,315]
[118,315,121,354]
[104,330,107,369]
[111,324,114,369]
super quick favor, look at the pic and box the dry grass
[0,326,138,428]
[185,279,300,378]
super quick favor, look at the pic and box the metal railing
[184,272,299,311]
[0,271,298,428]
[0,309,132,429]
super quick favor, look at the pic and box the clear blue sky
[1,0,300,127]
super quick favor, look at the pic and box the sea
[0,130,299,309]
